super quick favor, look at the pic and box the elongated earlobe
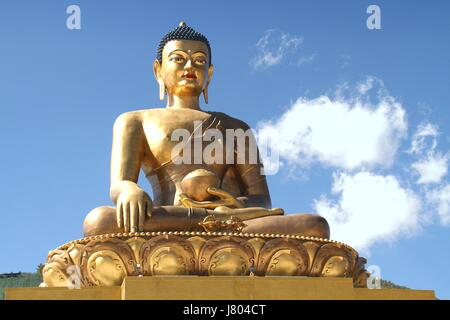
[159,81,165,100]
[203,65,213,104]
[203,87,208,104]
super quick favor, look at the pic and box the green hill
[0,272,43,299]
[380,279,409,289]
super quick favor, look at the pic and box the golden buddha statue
[82,21,330,240]
[41,22,367,288]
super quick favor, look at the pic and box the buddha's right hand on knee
[115,184,153,232]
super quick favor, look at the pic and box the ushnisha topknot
[157,21,212,65]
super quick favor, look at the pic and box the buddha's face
[154,40,213,98]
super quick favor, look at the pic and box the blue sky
[0,0,449,298]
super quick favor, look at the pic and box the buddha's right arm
[109,112,147,204]
[108,112,153,232]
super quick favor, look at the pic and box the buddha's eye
[169,56,185,63]
[194,58,206,65]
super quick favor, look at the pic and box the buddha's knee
[283,214,330,239]
[83,206,117,237]
[310,215,330,239]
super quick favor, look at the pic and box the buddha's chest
[142,113,219,165]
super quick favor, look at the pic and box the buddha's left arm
[235,162,272,209]
[234,127,272,209]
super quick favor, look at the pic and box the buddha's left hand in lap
[179,187,284,222]
[179,187,245,210]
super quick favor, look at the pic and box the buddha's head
[153,22,214,103]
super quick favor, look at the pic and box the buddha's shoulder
[209,111,251,130]
[116,107,211,119]
[113,110,143,128]
[113,108,167,125]
[113,109,251,130]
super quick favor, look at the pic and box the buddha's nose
[184,58,193,69]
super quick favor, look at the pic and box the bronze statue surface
[41,22,367,288]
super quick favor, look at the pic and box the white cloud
[412,153,448,184]
[427,184,450,225]
[298,53,317,66]
[408,122,438,155]
[250,29,303,70]
[314,171,422,253]
[357,77,375,95]
[254,77,449,254]
[409,122,448,184]
[256,78,407,171]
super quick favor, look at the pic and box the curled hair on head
[157,22,212,65]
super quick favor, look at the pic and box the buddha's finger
[146,200,152,217]
[123,202,130,232]
[207,192,242,208]
[189,199,215,209]
[271,208,284,215]
[179,194,193,207]
[138,202,145,231]
[179,193,190,201]
[207,187,232,199]
[130,202,138,233]
[181,199,193,208]
[117,202,123,229]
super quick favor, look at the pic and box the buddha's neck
[167,95,201,110]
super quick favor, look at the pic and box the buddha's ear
[207,64,214,85]
[153,60,165,100]
[203,65,214,104]
[153,59,162,81]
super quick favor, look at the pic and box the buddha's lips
[183,73,197,79]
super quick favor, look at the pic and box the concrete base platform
[5,276,435,300]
